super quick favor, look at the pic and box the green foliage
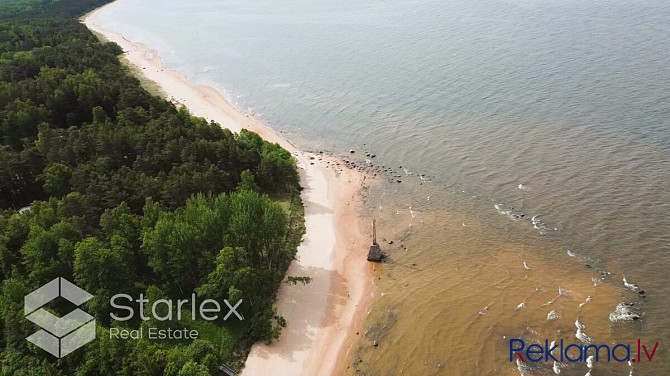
[285,276,312,285]
[0,0,305,374]
[42,162,71,197]
[238,169,259,192]
[176,361,211,376]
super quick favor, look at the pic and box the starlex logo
[23,277,246,356]
[24,277,96,358]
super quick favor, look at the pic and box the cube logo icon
[24,278,95,358]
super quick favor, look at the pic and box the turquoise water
[97,0,670,373]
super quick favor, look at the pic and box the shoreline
[83,2,375,375]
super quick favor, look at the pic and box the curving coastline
[83,2,375,375]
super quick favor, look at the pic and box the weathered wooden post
[367,220,383,261]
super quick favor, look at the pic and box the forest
[0,0,305,374]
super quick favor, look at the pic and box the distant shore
[83,2,374,375]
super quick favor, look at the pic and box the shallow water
[97,0,670,373]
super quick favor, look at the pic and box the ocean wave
[478,303,492,315]
[547,310,560,320]
[586,355,594,369]
[566,250,612,285]
[543,286,569,306]
[552,361,562,374]
[494,203,526,221]
[609,302,641,322]
[623,276,644,294]
[575,319,593,344]
[531,215,557,235]
[591,270,610,286]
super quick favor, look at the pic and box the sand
[83,3,375,375]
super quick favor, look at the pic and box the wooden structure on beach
[219,364,237,376]
[367,220,384,262]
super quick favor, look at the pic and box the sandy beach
[83,2,374,375]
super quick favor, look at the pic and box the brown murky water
[349,179,662,375]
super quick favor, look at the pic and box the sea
[95,0,670,374]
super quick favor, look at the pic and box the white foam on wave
[566,249,594,264]
[494,203,526,221]
[494,203,512,217]
[516,302,526,310]
[566,250,611,286]
[609,302,640,322]
[523,261,531,270]
[479,304,492,315]
[516,358,525,375]
[575,319,593,344]
[548,341,568,374]
[592,276,603,286]
[579,296,592,307]
[547,310,560,320]
[543,286,569,306]
[623,276,640,292]
[531,215,555,235]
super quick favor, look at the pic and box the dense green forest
[0,0,304,374]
